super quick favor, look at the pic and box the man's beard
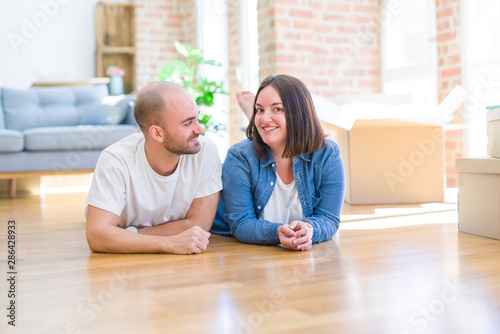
[162,133,201,155]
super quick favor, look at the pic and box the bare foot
[236,91,255,120]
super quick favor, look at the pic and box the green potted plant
[157,41,228,134]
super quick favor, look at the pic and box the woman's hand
[278,221,313,251]
[236,91,255,120]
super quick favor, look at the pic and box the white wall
[0,0,130,89]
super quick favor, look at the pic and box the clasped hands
[278,220,313,251]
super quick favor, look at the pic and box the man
[86,82,222,254]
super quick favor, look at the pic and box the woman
[211,74,345,251]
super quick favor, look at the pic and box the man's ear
[148,125,164,143]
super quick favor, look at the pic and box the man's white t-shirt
[86,133,222,228]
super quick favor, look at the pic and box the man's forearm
[138,218,202,236]
[138,192,219,237]
[87,223,210,255]
[87,224,168,254]
[85,203,213,254]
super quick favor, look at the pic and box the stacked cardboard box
[456,106,500,240]
[487,107,500,158]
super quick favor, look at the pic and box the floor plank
[0,192,499,334]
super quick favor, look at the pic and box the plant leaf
[157,60,188,85]
[175,41,190,58]
[200,59,221,67]
[158,42,228,135]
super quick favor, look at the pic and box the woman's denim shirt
[211,138,346,245]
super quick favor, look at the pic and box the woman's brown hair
[246,74,326,159]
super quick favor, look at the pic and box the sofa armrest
[0,88,6,129]
[0,129,23,152]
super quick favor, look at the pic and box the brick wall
[134,0,197,90]
[435,0,462,187]
[179,0,197,47]
[257,0,381,99]
[256,0,276,84]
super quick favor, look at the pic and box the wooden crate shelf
[95,2,136,94]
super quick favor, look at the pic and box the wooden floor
[1,191,500,334]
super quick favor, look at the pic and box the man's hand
[163,226,211,255]
[278,221,313,251]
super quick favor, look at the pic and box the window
[238,0,259,93]
[463,0,500,156]
[196,0,258,153]
[381,0,438,106]
[196,0,230,158]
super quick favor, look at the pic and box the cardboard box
[456,157,500,240]
[487,107,500,158]
[315,86,467,205]
[322,119,444,205]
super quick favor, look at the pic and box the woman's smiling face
[254,85,287,153]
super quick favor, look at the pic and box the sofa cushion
[36,86,76,106]
[2,87,81,131]
[1,85,110,131]
[3,88,44,131]
[23,125,139,151]
[0,129,23,153]
[79,95,132,125]
[72,85,109,105]
[123,98,138,126]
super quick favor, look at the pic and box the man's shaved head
[134,81,189,132]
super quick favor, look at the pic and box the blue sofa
[0,84,139,196]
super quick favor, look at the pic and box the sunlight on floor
[340,210,458,230]
[33,174,93,195]
[340,188,458,230]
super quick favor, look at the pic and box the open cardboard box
[456,157,500,240]
[314,86,467,205]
